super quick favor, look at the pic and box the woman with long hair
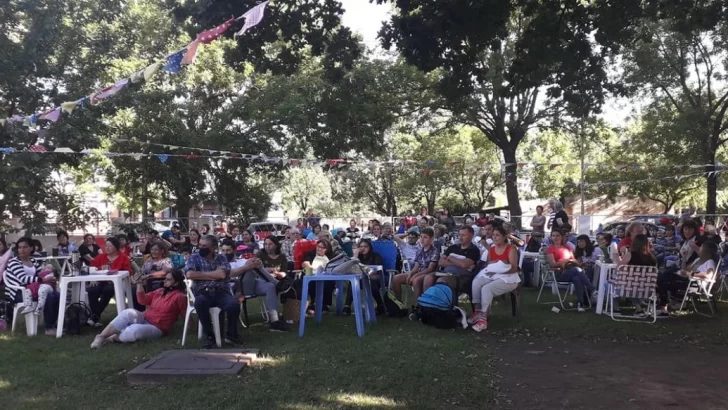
[656,241,719,316]
[237,229,259,258]
[342,239,386,316]
[574,234,602,281]
[546,230,597,312]
[187,228,201,253]
[469,226,520,332]
[90,270,187,348]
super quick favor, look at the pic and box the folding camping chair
[536,250,582,310]
[676,258,721,317]
[606,265,658,323]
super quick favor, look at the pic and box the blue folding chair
[371,240,398,289]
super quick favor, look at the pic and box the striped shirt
[3,257,43,301]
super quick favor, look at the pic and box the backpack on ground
[415,284,466,329]
[64,302,92,336]
[383,289,408,317]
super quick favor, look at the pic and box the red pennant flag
[517,162,527,169]
[230,153,241,158]
[423,169,431,176]
[328,159,343,167]
[197,17,236,44]
[289,159,299,167]
[185,154,200,160]
[28,145,47,152]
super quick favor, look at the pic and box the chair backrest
[293,240,318,270]
[371,240,397,271]
[341,241,354,257]
[184,279,195,307]
[608,265,658,299]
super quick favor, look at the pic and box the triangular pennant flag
[95,79,129,103]
[53,147,75,153]
[197,17,236,44]
[424,160,437,168]
[28,145,46,152]
[289,159,299,167]
[0,119,5,126]
[0,147,16,153]
[423,169,431,176]
[163,49,186,74]
[230,153,241,158]
[132,153,142,160]
[185,154,200,160]
[234,1,270,37]
[9,115,24,123]
[61,101,77,114]
[156,154,169,163]
[143,62,162,81]
[517,162,527,169]
[182,40,200,65]
[80,149,93,154]
[39,107,62,122]
[104,152,120,158]
[549,164,561,170]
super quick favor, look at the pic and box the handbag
[323,254,367,275]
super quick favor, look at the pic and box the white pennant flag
[234,1,270,37]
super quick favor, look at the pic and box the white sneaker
[577,304,586,313]
[90,335,105,349]
[472,318,488,332]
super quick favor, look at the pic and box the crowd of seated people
[4,208,728,347]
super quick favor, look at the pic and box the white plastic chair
[181,280,222,347]
[11,302,40,336]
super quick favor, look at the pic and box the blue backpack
[415,284,464,329]
[417,284,454,311]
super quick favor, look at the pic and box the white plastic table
[595,261,617,315]
[36,256,72,276]
[55,271,132,338]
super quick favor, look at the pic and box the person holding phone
[87,237,135,326]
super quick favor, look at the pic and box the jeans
[558,267,595,305]
[110,308,163,342]
[656,271,690,307]
[14,291,60,329]
[87,283,115,321]
[194,288,240,338]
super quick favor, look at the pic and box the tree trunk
[706,164,717,216]
[141,179,148,222]
[502,145,523,229]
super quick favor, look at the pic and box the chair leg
[182,309,192,346]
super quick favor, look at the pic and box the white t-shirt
[23,264,37,279]
[692,259,716,274]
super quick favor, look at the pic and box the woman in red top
[90,270,187,348]
[117,234,133,257]
[87,237,135,326]
[546,230,596,312]
[469,226,520,332]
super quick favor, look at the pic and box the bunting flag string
[1,2,272,127]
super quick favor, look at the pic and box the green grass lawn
[1,289,727,410]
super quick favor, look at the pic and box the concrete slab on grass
[127,349,259,385]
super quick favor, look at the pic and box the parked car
[247,221,289,244]
[601,221,661,237]
[152,219,183,233]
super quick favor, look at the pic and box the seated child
[21,264,55,316]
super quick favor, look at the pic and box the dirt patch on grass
[492,339,728,410]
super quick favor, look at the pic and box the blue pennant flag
[0,147,16,153]
[157,154,169,163]
[163,49,186,74]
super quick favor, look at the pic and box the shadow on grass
[0,297,494,410]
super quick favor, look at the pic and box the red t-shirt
[488,245,513,264]
[91,253,133,272]
[546,245,574,263]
